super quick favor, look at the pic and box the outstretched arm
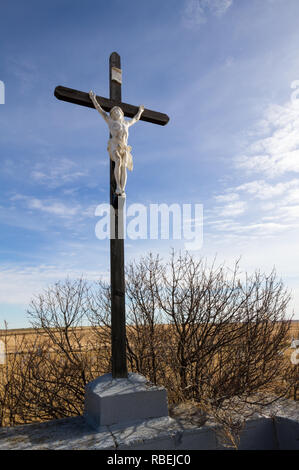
[128,105,145,127]
[89,90,109,123]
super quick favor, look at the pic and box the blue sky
[1,0,299,327]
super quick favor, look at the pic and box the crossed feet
[115,188,126,197]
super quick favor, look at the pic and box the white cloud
[232,222,293,235]
[284,188,299,204]
[208,176,299,239]
[260,204,299,225]
[279,205,299,220]
[27,198,79,217]
[209,94,299,241]
[207,218,293,236]
[31,158,88,188]
[183,0,206,27]
[9,194,96,221]
[206,0,233,16]
[236,179,299,200]
[236,100,299,177]
[210,177,299,235]
[0,265,107,306]
[217,200,247,217]
[211,192,246,217]
[182,0,233,28]
[214,192,239,203]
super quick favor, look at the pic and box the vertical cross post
[54,52,169,381]
[109,52,128,378]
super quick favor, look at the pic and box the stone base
[84,373,169,429]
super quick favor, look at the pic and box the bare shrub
[0,251,295,448]
[0,325,42,426]
[124,251,294,447]
[287,322,299,401]
[0,280,110,425]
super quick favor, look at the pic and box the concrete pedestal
[84,373,169,429]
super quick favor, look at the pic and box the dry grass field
[1,320,298,358]
[0,325,100,354]
[0,321,298,429]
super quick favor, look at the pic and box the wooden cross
[54,52,169,378]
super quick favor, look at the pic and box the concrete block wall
[0,398,298,450]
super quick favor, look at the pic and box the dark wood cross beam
[54,88,169,126]
[54,52,169,379]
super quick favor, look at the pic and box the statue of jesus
[89,90,144,196]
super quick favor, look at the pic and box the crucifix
[54,52,169,379]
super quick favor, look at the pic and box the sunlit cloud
[236,179,299,200]
[214,192,239,203]
[214,200,247,218]
[236,100,299,177]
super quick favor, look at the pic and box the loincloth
[107,140,133,171]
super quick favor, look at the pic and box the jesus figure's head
[110,106,124,121]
